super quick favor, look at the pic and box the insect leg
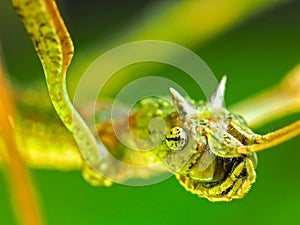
[244,157,256,183]
[237,120,300,154]
[229,118,262,143]
[196,161,246,201]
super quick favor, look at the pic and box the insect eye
[165,127,188,151]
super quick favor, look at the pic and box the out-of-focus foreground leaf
[0,57,44,225]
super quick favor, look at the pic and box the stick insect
[4,0,300,205]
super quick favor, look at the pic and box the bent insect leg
[237,120,300,154]
[176,157,255,202]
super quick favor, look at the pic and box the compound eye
[165,127,188,151]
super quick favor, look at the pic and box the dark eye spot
[165,127,188,151]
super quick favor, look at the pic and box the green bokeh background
[1,1,300,225]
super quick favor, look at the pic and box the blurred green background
[0,0,300,225]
